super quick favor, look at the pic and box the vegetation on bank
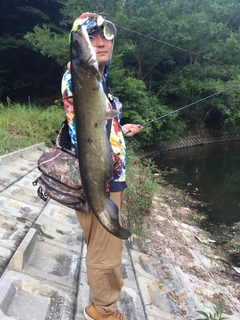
[123,153,159,244]
[197,301,227,320]
[0,102,65,156]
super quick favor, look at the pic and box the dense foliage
[1,0,240,146]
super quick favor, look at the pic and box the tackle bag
[33,119,122,212]
[32,121,89,212]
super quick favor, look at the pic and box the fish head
[70,13,116,80]
[71,26,100,79]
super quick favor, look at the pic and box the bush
[123,150,159,249]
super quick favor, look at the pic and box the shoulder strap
[103,81,115,141]
[107,119,112,140]
[56,120,75,151]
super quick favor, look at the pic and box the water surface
[152,141,240,226]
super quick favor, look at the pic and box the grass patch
[0,102,65,155]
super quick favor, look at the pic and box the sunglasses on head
[83,14,117,41]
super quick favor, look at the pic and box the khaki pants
[76,191,124,315]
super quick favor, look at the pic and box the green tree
[2,0,240,144]
[0,0,63,102]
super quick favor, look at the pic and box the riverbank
[129,176,240,318]
[1,144,239,319]
[136,130,240,159]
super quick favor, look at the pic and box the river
[151,141,240,226]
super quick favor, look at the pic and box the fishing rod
[116,24,240,135]
[124,82,240,135]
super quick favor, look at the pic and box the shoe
[83,303,127,320]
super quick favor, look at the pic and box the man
[61,12,142,320]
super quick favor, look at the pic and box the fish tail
[113,226,132,240]
[96,198,131,240]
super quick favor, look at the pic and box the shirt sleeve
[61,70,77,152]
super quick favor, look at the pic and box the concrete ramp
[0,144,167,320]
[1,144,239,320]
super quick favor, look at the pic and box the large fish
[70,25,131,240]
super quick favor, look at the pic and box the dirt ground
[130,177,240,319]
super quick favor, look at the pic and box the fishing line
[115,24,240,134]
[124,82,240,135]
[115,24,238,70]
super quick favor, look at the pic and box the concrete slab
[80,243,87,274]
[0,166,28,191]
[0,143,45,166]
[0,270,75,320]
[0,214,29,246]
[129,250,177,320]
[0,154,11,166]
[25,168,42,179]
[1,157,37,171]
[0,246,13,277]
[130,250,160,280]
[23,240,81,288]
[75,283,148,320]
[74,243,91,320]
[8,228,38,272]
[41,201,79,226]
[1,184,44,207]
[8,288,50,320]
[34,215,83,251]
[1,144,200,320]
[19,143,45,160]
[121,247,139,291]
[0,195,44,223]
[14,176,41,192]
[0,143,44,191]
[74,271,90,320]
[8,228,81,289]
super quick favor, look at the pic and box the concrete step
[0,144,165,320]
[2,144,237,319]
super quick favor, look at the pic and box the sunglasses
[82,14,117,41]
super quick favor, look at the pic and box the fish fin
[106,109,119,119]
